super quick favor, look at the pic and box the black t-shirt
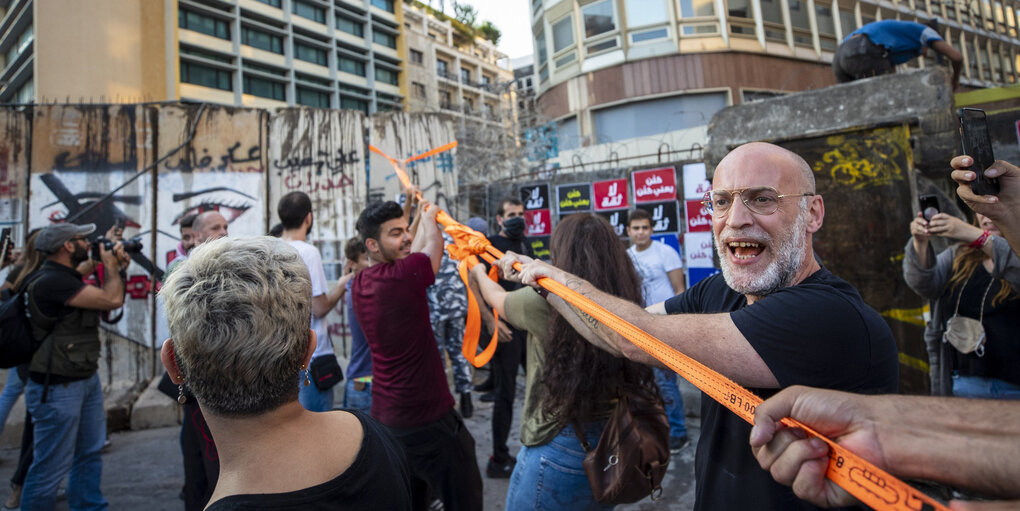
[664,269,899,511]
[943,268,1020,386]
[205,409,412,511]
[488,234,533,292]
[27,261,86,319]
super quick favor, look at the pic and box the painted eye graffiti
[171,187,256,226]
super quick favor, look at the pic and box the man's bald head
[193,211,229,245]
[715,142,815,194]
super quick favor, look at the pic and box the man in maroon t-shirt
[352,199,482,511]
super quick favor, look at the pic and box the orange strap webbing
[369,142,948,511]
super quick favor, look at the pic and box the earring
[177,383,187,404]
[302,365,310,387]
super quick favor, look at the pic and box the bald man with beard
[498,142,899,511]
[191,211,228,245]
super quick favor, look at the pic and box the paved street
[0,372,699,510]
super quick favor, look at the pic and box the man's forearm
[875,396,1020,497]
[101,264,125,308]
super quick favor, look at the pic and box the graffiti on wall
[782,125,928,393]
[28,105,156,347]
[368,112,458,217]
[0,110,30,248]
[267,108,366,281]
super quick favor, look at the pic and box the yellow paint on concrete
[880,306,928,327]
[899,352,930,373]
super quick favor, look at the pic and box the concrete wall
[3,103,455,401]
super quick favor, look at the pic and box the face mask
[502,216,526,239]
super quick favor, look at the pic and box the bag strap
[572,420,592,452]
[951,271,996,324]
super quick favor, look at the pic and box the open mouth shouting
[726,239,766,263]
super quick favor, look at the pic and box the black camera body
[91,236,144,261]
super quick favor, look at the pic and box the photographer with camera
[20,222,129,511]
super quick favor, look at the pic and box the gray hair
[160,236,312,417]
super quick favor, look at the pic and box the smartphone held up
[957,107,1001,196]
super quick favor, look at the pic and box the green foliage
[477,20,501,45]
[452,1,478,27]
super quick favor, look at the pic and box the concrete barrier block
[129,377,181,431]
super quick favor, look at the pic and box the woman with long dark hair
[904,210,1020,398]
[471,214,657,510]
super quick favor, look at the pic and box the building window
[13,78,32,104]
[582,0,617,38]
[410,49,424,64]
[440,90,452,108]
[593,92,727,143]
[295,43,328,66]
[4,26,32,65]
[336,16,364,37]
[181,61,232,90]
[244,75,285,100]
[339,57,366,76]
[678,0,716,17]
[631,27,669,42]
[482,75,491,86]
[759,0,785,41]
[787,0,813,46]
[536,30,548,66]
[413,82,426,97]
[373,30,397,48]
[371,0,396,13]
[292,0,326,23]
[461,67,471,83]
[464,97,475,111]
[254,0,281,7]
[725,0,755,36]
[815,4,837,50]
[553,15,574,53]
[241,27,283,54]
[297,87,331,107]
[341,97,368,112]
[179,9,230,39]
[437,59,449,75]
[375,67,399,85]
[625,0,668,28]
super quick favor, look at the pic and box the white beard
[715,209,808,297]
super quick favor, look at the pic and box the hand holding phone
[957,108,1001,195]
[918,195,940,221]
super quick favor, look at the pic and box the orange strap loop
[370,142,945,511]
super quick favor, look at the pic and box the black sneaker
[669,436,689,453]
[474,378,494,393]
[486,456,516,478]
[460,392,473,419]
[479,391,496,403]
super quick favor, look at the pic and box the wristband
[968,230,991,249]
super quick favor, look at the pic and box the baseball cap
[35,223,96,253]
[466,217,489,236]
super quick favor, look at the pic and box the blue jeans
[953,375,1020,400]
[22,374,108,511]
[505,423,615,511]
[342,379,372,413]
[654,367,687,439]
[298,365,335,412]
[0,369,25,437]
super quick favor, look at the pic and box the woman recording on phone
[903,206,1020,399]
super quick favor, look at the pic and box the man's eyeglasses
[701,187,815,216]
[70,236,89,243]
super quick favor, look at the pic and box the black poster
[527,236,551,260]
[520,183,551,211]
[556,183,592,213]
[636,201,679,234]
[595,209,628,237]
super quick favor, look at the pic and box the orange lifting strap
[369,142,949,511]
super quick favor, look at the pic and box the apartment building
[401,2,515,129]
[526,0,1020,169]
[0,0,405,112]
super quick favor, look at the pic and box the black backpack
[0,274,51,369]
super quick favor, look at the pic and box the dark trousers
[181,400,219,511]
[388,409,483,511]
[832,34,893,82]
[491,326,525,462]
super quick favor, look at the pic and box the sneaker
[5,483,21,509]
[486,455,516,478]
[479,391,496,403]
[459,392,473,419]
[669,436,689,453]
